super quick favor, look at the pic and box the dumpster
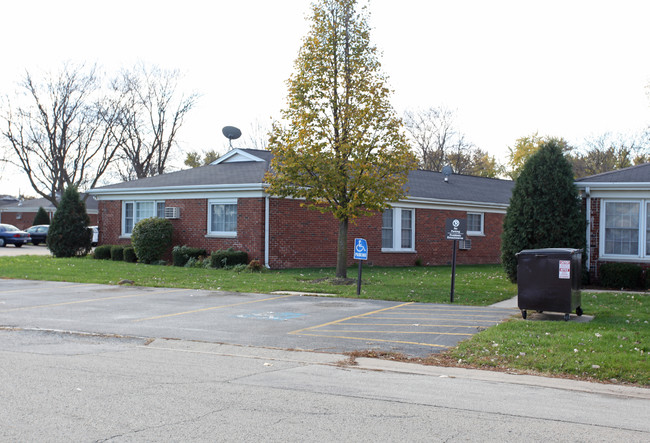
[516,248,582,321]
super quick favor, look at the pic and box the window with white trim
[208,199,237,237]
[122,201,165,235]
[381,208,415,251]
[467,212,484,235]
[603,201,640,256]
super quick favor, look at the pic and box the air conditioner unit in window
[164,207,180,219]
[458,239,472,250]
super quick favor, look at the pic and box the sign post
[353,238,368,295]
[445,219,467,303]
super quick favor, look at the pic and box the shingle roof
[91,149,514,205]
[576,163,650,183]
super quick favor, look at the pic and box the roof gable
[212,149,268,165]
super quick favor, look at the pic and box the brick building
[88,149,514,268]
[575,163,650,282]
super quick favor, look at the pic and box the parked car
[89,226,99,246]
[26,225,49,246]
[0,224,31,247]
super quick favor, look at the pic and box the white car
[89,226,99,246]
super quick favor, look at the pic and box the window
[381,208,415,251]
[122,201,165,235]
[467,212,484,235]
[208,199,237,237]
[603,201,640,256]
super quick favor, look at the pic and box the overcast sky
[2,0,650,197]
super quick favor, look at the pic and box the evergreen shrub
[123,246,137,263]
[33,207,50,225]
[94,245,112,260]
[599,263,643,289]
[46,186,92,258]
[501,140,586,282]
[172,245,207,267]
[110,245,125,261]
[131,218,173,264]
[210,248,248,268]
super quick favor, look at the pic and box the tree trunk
[336,218,349,279]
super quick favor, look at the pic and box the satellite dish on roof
[442,165,453,183]
[222,126,242,150]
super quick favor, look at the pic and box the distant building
[0,194,98,230]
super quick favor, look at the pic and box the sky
[1,0,650,197]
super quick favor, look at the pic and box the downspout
[264,196,270,268]
[585,187,591,274]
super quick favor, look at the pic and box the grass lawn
[0,255,516,305]
[1,255,648,385]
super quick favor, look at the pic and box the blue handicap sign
[354,238,368,260]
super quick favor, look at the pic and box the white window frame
[381,207,415,252]
[466,212,484,236]
[122,200,165,237]
[599,199,649,260]
[207,199,238,238]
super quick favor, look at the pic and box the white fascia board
[575,182,650,190]
[575,182,650,199]
[395,197,509,213]
[89,183,266,200]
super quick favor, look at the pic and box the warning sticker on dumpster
[559,260,571,279]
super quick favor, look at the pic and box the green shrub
[123,246,137,263]
[47,186,92,258]
[210,248,248,268]
[33,207,50,226]
[599,263,643,289]
[110,245,125,261]
[501,140,585,283]
[172,245,207,267]
[131,218,173,264]
[93,245,112,260]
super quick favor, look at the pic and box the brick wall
[588,197,601,280]
[98,197,505,269]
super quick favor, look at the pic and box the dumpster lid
[516,248,582,256]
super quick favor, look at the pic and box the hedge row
[95,244,248,269]
[599,263,646,289]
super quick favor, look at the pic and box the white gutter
[88,183,266,198]
[574,182,650,191]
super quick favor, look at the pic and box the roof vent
[442,165,453,183]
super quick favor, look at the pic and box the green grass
[443,292,650,385]
[0,256,516,305]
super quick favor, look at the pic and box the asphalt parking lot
[0,279,518,357]
[0,244,51,256]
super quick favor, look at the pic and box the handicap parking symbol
[354,238,368,260]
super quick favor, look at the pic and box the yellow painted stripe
[133,294,297,322]
[337,322,484,328]
[367,316,503,323]
[295,332,449,348]
[289,302,414,335]
[315,329,473,336]
[375,313,508,318]
[0,288,187,312]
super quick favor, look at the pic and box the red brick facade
[98,197,505,269]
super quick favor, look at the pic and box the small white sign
[559,260,571,279]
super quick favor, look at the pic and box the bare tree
[112,64,199,180]
[404,106,503,176]
[245,119,271,150]
[1,64,122,206]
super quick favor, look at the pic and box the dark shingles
[576,163,650,183]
